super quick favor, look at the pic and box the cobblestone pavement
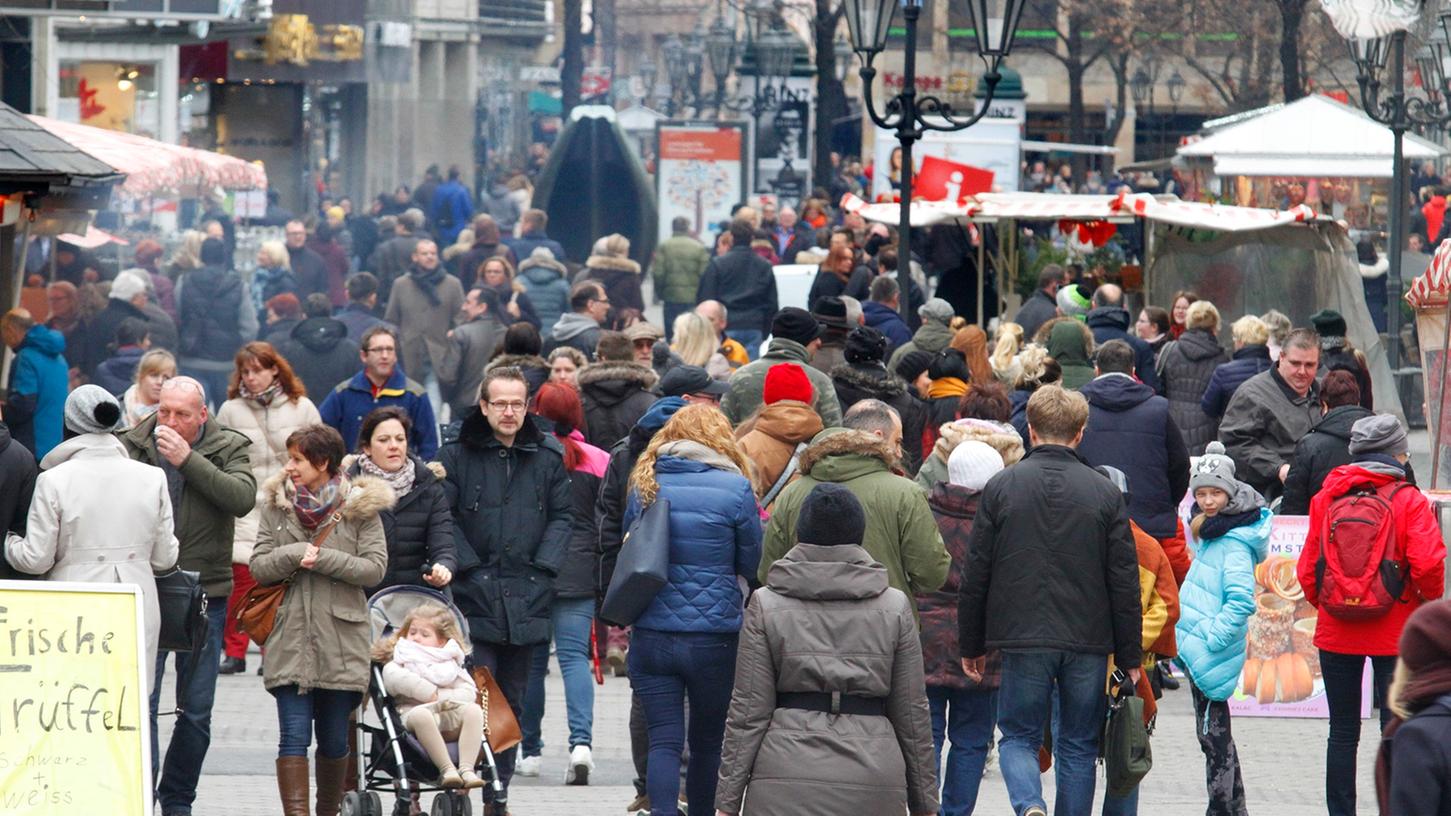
[171,646,1379,815]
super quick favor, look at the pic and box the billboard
[656,121,749,240]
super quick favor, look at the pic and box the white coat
[215,394,320,564]
[5,433,179,689]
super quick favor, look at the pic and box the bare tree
[562,0,584,117]
[1277,0,1310,101]
[813,0,846,193]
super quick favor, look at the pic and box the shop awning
[529,91,563,115]
[27,115,267,197]
[841,190,1319,232]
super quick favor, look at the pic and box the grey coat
[384,269,465,390]
[441,313,507,416]
[1155,328,1228,455]
[1218,368,1322,498]
[715,543,938,816]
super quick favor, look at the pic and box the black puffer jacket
[179,264,244,363]
[283,317,360,402]
[440,411,572,646]
[578,361,659,448]
[830,362,927,474]
[0,422,37,580]
[345,454,456,595]
[1280,404,1374,515]
[556,458,604,599]
[1156,328,1229,455]
[957,444,1143,670]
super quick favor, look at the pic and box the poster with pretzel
[1225,515,1372,718]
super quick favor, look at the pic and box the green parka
[650,233,711,305]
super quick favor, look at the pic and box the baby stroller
[342,585,504,816]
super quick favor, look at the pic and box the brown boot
[314,754,349,816]
[275,756,310,816]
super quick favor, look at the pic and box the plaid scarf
[292,475,344,530]
[358,453,416,498]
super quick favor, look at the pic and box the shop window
[58,61,159,137]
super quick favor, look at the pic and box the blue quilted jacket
[624,451,762,633]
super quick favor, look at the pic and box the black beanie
[844,325,889,365]
[796,483,866,546]
[894,350,933,383]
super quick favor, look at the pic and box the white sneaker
[565,744,594,785]
[515,754,541,777]
[984,741,998,774]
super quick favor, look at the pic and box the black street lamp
[662,34,686,116]
[834,35,855,82]
[847,0,1026,326]
[1166,69,1186,109]
[707,13,737,110]
[1347,13,1451,371]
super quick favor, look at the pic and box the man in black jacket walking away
[695,218,777,359]
[958,385,1142,816]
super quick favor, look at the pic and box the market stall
[1408,242,1451,485]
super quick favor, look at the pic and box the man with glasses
[441,366,572,815]
[547,281,608,358]
[319,325,439,459]
[120,375,256,816]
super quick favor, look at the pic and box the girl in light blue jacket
[1175,441,1271,816]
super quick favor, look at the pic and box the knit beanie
[64,384,123,435]
[1190,440,1238,496]
[948,440,1005,492]
[1349,414,1409,458]
[1056,283,1091,320]
[1309,309,1348,344]
[894,350,933,383]
[770,307,822,346]
[844,326,889,365]
[1400,599,1451,674]
[796,483,866,546]
[763,363,813,405]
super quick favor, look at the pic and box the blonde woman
[548,346,588,387]
[477,255,541,329]
[990,323,1024,385]
[166,229,205,279]
[623,405,762,816]
[1156,299,1229,455]
[252,240,297,327]
[670,311,731,379]
[121,349,176,428]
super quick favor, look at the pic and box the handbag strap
[761,443,808,507]
[311,511,345,549]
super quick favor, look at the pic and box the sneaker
[984,742,998,774]
[625,793,649,814]
[1024,807,1048,816]
[218,656,246,674]
[515,754,541,777]
[565,744,593,785]
[607,647,627,677]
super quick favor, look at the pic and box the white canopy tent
[1175,94,1446,178]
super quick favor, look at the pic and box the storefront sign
[0,582,150,815]
[656,121,748,240]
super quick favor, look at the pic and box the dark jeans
[997,649,1107,816]
[272,686,361,758]
[1321,650,1396,816]
[663,302,691,342]
[1190,680,1247,816]
[628,627,737,816]
[927,685,997,816]
[470,641,534,803]
[149,600,226,815]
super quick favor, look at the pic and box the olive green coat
[250,471,392,694]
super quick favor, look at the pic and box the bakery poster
[1226,515,1372,718]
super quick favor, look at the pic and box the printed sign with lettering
[0,582,150,815]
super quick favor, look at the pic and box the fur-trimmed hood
[799,428,898,478]
[584,254,642,275]
[829,362,909,399]
[486,353,549,373]
[932,418,1025,467]
[261,470,397,520]
[578,360,659,391]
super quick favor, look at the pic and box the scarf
[241,380,282,407]
[409,264,446,308]
[1198,507,1261,541]
[359,452,417,497]
[927,377,970,400]
[292,475,345,530]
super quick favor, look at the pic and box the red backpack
[1315,481,1412,621]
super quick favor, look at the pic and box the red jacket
[1297,465,1446,655]
[1425,196,1447,245]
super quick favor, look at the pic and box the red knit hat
[763,363,813,405]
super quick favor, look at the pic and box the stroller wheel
[342,791,364,816]
[430,793,457,816]
[454,793,473,816]
[366,792,384,816]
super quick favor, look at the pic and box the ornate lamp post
[846,0,1026,325]
[1346,11,1451,370]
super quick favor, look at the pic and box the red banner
[915,155,994,204]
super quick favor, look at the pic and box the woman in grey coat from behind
[714,483,939,816]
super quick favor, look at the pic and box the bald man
[120,374,256,815]
[1086,283,1160,391]
[696,300,749,368]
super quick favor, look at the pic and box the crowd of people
[3,175,1451,816]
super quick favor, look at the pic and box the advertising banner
[0,581,151,815]
[656,121,749,240]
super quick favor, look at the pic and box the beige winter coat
[216,394,321,564]
[250,471,392,694]
[716,543,938,816]
[384,270,465,393]
[5,434,179,690]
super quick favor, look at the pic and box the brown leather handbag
[472,666,521,753]
[237,514,343,646]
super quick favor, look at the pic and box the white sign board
[871,117,1022,201]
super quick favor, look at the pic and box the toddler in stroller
[372,602,487,789]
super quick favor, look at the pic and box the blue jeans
[997,649,1108,816]
[521,598,597,755]
[271,686,362,758]
[628,628,738,816]
[928,685,998,816]
[725,329,763,361]
[149,600,226,815]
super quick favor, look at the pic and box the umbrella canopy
[27,114,267,196]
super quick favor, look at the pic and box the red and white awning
[840,190,1318,233]
[1408,238,1451,310]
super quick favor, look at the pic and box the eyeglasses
[364,346,396,355]
[488,400,527,414]
[590,297,611,306]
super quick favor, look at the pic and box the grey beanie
[1349,414,1408,458]
[64,384,123,435]
[1190,440,1239,496]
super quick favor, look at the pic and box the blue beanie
[637,396,687,433]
